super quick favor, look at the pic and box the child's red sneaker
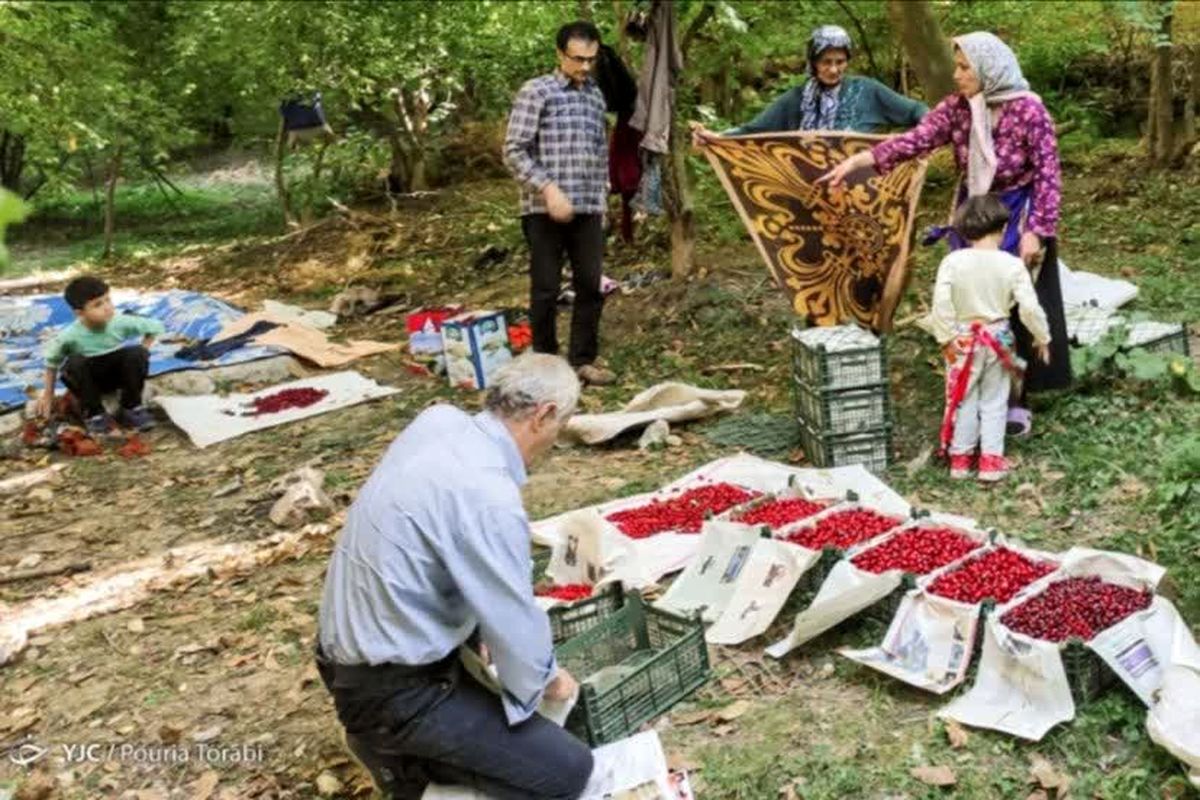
[978,454,1009,483]
[949,454,974,480]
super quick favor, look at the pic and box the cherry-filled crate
[601,482,762,539]
[776,504,909,596]
[847,519,990,623]
[996,574,1155,704]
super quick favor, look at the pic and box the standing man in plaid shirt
[504,21,616,387]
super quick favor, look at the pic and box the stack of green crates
[790,324,893,474]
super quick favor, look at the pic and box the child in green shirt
[35,276,164,434]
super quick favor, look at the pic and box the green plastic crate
[532,546,552,580]
[1062,640,1120,705]
[547,583,626,644]
[862,575,916,625]
[555,594,710,746]
[796,417,893,474]
[795,546,843,598]
[791,329,888,391]
[1126,323,1190,357]
[792,377,891,435]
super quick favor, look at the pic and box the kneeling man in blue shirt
[316,353,592,799]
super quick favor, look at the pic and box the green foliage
[0,188,29,268]
[1070,322,1199,395]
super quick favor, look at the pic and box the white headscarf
[953,32,1040,196]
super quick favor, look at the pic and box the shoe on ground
[85,414,114,437]
[949,454,974,480]
[1005,407,1033,437]
[576,364,616,386]
[118,405,156,431]
[977,453,1009,483]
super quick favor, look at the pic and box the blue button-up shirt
[318,405,555,725]
[503,72,609,216]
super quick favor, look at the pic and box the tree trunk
[1148,6,1175,166]
[0,131,25,193]
[886,0,956,102]
[102,145,123,260]
[667,118,695,280]
[1183,44,1199,153]
[666,0,716,280]
[613,0,629,61]
[274,118,297,227]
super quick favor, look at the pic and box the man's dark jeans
[521,213,605,367]
[315,646,593,800]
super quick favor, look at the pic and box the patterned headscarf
[953,32,1039,196]
[800,25,853,131]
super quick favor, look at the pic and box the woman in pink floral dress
[823,32,1071,434]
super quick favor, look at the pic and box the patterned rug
[702,133,927,330]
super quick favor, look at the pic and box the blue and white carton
[441,310,513,390]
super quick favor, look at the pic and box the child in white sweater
[931,195,1051,482]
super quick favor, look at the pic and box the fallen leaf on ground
[716,700,751,722]
[945,719,970,749]
[315,771,343,797]
[1025,791,1049,800]
[127,618,146,634]
[911,765,957,786]
[191,724,224,743]
[1029,755,1071,793]
[159,723,183,744]
[672,709,712,726]
[188,771,219,800]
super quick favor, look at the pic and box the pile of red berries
[250,387,329,416]
[927,547,1058,604]
[534,584,593,602]
[784,508,902,551]
[850,526,981,575]
[606,483,760,538]
[1000,575,1153,642]
[734,497,827,529]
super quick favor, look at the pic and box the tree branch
[834,0,882,80]
[682,1,717,55]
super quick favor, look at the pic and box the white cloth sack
[564,382,745,445]
[706,537,816,645]
[422,730,673,799]
[938,616,1076,740]
[1147,664,1200,789]
[156,370,398,448]
[654,521,764,622]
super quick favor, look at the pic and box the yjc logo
[6,741,49,767]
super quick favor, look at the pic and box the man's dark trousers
[522,213,604,367]
[315,648,593,800]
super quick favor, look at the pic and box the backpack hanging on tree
[279,93,334,147]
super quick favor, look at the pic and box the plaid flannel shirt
[503,72,608,216]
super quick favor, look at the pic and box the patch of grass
[238,604,278,632]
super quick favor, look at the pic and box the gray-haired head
[485,353,580,422]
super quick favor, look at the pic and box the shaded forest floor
[1,138,1198,799]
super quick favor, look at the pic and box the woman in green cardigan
[692,25,927,143]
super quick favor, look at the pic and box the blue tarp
[0,290,283,412]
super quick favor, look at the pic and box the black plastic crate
[555,594,710,746]
[547,583,626,644]
[791,327,888,391]
[792,377,891,435]
[796,417,892,474]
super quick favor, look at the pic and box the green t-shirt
[44,314,165,369]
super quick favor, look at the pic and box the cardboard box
[441,310,513,390]
[406,306,461,372]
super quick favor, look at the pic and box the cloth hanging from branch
[702,133,927,330]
